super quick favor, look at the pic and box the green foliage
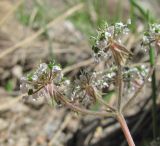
[129,0,156,32]
[5,80,14,92]
[48,60,56,70]
[130,0,155,23]
[27,73,34,81]
[16,0,55,30]
[16,4,30,26]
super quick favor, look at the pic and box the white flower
[64,80,70,86]
[115,22,124,28]
[20,82,28,93]
[36,63,48,76]
[39,63,48,72]
[96,39,108,49]
[127,19,131,25]
[107,72,115,78]
[32,74,38,81]
[52,65,61,73]
[105,32,112,38]
[143,35,150,44]
[103,82,109,87]
[143,23,160,46]
[150,24,160,33]
[54,72,63,83]
[92,22,132,65]
[20,76,27,81]
[123,27,130,34]
[107,26,114,35]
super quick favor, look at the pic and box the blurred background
[0,0,160,146]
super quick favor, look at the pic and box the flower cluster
[123,65,149,81]
[66,63,150,108]
[20,59,150,108]
[92,21,132,65]
[142,23,160,47]
[20,61,69,105]
[20,21,156,117]
[123,64,150,96]
[70,71,101,108]
[68,66,141,108]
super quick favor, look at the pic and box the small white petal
[54,72,63,83]
[103,82,108,87]
[143,36,149,44]
[97,40,108,49]
[20,83,28,93]
[123,28,130,34]
[127,19,131,25]
[39,63,48,72]
[20,76,27,82]
[105,32,111,37]
[32,74,38,81]
[64,80,70,85]
[52,66,61,73]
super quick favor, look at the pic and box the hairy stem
[116,113,135,146]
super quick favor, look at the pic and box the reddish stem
[117,113,135,146]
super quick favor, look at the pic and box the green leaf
[27,73,33,81]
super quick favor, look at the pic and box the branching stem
[58,94,115,118]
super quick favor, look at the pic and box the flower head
[70,71,96,107]
[142,23,160,47]
[92,22,133,65]
[122,64,150,99]
[20,61,69,105]
[70,69,114,108]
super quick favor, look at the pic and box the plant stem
[117,113,135,146]
[149,45,157,139]
[117,65,122,111]
[58,93,115,117]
